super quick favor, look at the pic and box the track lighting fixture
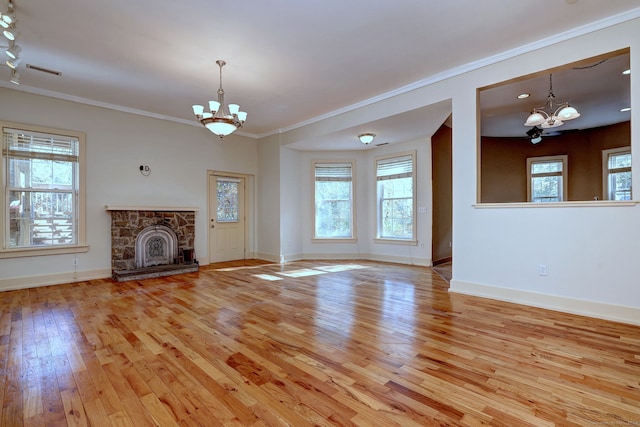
[2,24,16,41]
[5,41,20,59]
[0,0,15,26]
[10,69,19,85]
[1,10,14,26]
[6,57,19,68]
[2,0,22,85]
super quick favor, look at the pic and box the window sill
[474,201,639,209]
[0,245,89,259]
[312,238,357,244]
[373,238,418,246]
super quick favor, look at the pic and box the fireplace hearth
[106,206,199,281]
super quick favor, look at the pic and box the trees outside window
[2,122,86,257]
[313,161,355,240]
[603,147,631,200]
[375,152,415,241]
[527,156,567,203]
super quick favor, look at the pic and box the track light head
[5,42,20,59]
[10,69,19,85]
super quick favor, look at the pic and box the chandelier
[524,74,580,129]
[192,60,247,138]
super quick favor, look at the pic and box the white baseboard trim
[299,252,431,267]
[365,252,431,267]
[450,279,640,326]
[297,252,359,262]
[255,252,281,263]
[0,268,112,292]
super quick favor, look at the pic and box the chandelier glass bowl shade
[524,74,580,129]
[192,60,247,138]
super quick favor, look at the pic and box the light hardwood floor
[1,260,639,426]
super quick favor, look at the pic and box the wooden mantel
[105,205,199,212]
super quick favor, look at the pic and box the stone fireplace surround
[106,206,199,281]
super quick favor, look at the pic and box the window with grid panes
[313,161,355,240]
[375,152,415,241]
[2,122,86,256]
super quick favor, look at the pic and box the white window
[1,122,86,258]
[602,147,631,200]
[313,161,355,240]
[527,155,567,203]
[375,152,416,242]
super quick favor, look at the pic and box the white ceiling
[481,50,631,138]
[1,0,639,150]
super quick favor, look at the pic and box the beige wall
[481,121,630,202]
[431,124,452,263]
[0,87,258,289]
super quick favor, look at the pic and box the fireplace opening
[135,224,178,268]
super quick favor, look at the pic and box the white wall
[272,17,640,324]
[256,135,281,261]
[0,88,257,289]
[280,137,433,266]
[280,146,303,261]
[448,18,640,324]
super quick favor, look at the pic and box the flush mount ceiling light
[524,74,580,129]
[192,60,247,138]
[358,133,376,145]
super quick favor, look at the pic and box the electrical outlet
[538,264,547,276]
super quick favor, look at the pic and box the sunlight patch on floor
[251,263,369,280]
[253,274,282,281]
[315,264,368,273]
[279,269,327,277]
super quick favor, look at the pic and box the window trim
[602,146,631,201]
[526,155,568,203]
[312,160,357,243]
[374,151,417,245]
[1,121,88,258]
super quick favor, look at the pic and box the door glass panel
[217,180,239,222]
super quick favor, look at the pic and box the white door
[209,175,245,263]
